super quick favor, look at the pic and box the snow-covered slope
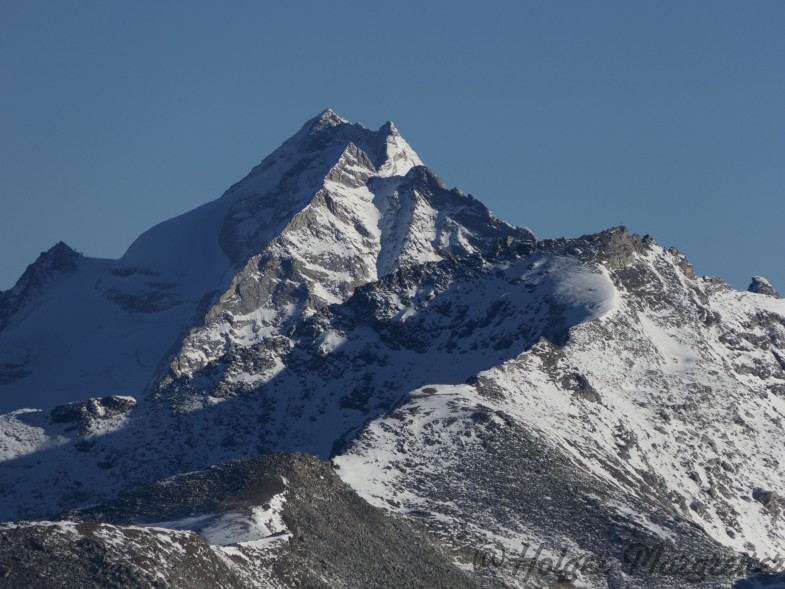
[0,244,199,414]
[336,232,785,587]
[0,111,783,588]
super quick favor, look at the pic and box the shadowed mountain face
[0,112,783,588]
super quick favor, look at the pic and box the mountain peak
[45,240,80,258]
[376,121,422,177]
[378,120,398,134]
[4,113,785,588]
[306,108,349,133]
[0,241,82,332]
[12,242,81,290]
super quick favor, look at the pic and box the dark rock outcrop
[748,276,780,298]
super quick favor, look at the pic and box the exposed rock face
[542,225,649,270]
[0,522,248,589]
[0,111,783,588]
[748,276,780,298]
[0,454,482,589]
[49,396,137,433]
[0,242,81,332]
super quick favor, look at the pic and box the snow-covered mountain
[0,111,783,588]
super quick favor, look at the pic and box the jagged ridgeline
[0,111,783,589]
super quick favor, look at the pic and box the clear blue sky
[1,1,783,291]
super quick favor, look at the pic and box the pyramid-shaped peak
[0,240,82,332]
[48,241,80,256]
[271,111,423,179]
[306,108,350,132]
[30,241,82,274]
[379,120,399,135]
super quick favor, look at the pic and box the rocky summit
[0,111,783,589]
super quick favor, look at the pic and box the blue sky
[1,1,783,290]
